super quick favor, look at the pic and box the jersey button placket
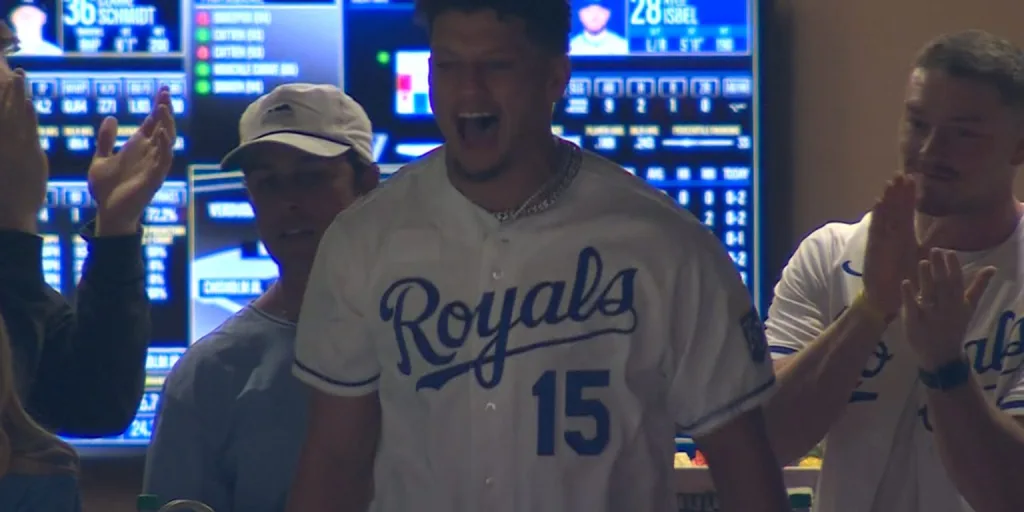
[475,233,515,512]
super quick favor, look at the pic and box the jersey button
[484,477,495,486]
[491,269,503,280]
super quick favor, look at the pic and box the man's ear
[1011,110,1024,167]
[546,54,571,105]
[1011,135,1024,168]
[242,178,255,202]
[359,163,381,194]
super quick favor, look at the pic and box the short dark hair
[413,0,571,55]
[914,30,1024,107]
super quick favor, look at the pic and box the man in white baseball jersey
[763,30,1024,512]
[144,84,380,511]
[286,1,789,511]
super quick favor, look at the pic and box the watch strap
[919,357,971,391]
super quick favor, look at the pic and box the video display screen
[6,0,765,447]
[188,165,275,342]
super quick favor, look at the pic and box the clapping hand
[0,60,47,234]
[900,249,996,370]
[89,86,176,236]
[862,175,920,318]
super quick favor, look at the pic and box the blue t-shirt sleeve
[143,351,232,510]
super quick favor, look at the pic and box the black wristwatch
[919,357,971,391]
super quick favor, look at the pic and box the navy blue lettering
[964,310,1024,375]
[862,341,893,379]
[520,282,565,327]
[841,261,863,277]
[381,279,452,374]
[918,405,933,432]
[833,306,895,403]
[379,247,639,390]
[437,301,473,349]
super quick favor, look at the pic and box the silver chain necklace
[493,139,582,223]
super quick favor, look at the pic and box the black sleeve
[0,224,151,437]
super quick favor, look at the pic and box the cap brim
[220,132,353,170]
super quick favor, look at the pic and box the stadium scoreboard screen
[4,0,767,448]
[60,0,181,55]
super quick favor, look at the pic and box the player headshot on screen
[763,30,1024,512]
[286,1,788,512]
[6,0,60,56]
[143,84,380,512]
[569,0,627,56]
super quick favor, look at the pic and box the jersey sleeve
[292,220,380,396]
[669,228,777,438]
[763,226,836,361]
[999,365,1024,417]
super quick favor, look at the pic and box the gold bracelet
[854,290,890,327]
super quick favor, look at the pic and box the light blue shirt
[143,306,306,512]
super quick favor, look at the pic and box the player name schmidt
[65,0,158,27]
[380,246,639,391]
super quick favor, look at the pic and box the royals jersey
[766,213,1024,512]
[293,146,776,512]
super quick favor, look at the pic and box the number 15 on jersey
[533,369,611,456]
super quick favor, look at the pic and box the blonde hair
[0,312,79,478]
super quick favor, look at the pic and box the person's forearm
[95,212,140,237]
[63,228,150,432]
[30,226,151,435]
[764,297,889,464]
[719,483,789,512]
[287,459,373,512]
[928,375,1024,511]
[715,454,790,512]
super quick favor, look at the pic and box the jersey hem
[677,375,777,438]
[292,360,381,396]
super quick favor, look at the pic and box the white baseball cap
[220,83,374,171]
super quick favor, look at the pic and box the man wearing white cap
[142,83,379,512]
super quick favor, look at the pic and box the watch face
[920,357,971,390]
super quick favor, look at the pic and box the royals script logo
[379,247,639,391]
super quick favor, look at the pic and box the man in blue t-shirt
[142,84,379,512]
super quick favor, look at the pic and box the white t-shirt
[293,146,776,512]
[569,30,630,56]
[13,38,62,56]
[765,213,1024,512]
